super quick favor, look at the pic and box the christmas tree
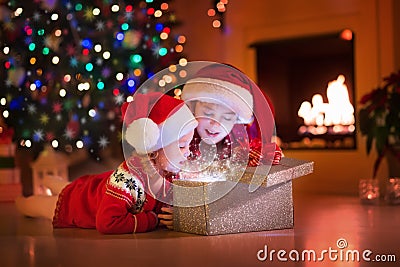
[0,0,186,159]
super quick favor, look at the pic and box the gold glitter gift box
[173,157,314,235]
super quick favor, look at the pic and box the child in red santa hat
[181,63,282,167]
[15,92,198,234]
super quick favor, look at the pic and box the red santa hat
[121,92,198,154]
[181,63,255,124]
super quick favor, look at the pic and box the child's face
[194,101,237,145]
[156,130,194,173]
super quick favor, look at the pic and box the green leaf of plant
[373,153,385,178]
[366,132,373,155]
[375,126,389,155]
[359,108,371,134]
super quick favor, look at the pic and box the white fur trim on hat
[181,78,254,124]
[126,118,160,154]
[153,104,198,151]
[126,104,198,154]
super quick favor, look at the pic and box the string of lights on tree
[207,0,228,30]
[0,0,187,159]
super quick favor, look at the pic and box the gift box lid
[242,157,314,188]
[173,157,314,207]
[176,157,313,187]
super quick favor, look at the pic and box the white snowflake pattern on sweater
[108,163,146,213]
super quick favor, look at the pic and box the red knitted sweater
[53,157,163,234]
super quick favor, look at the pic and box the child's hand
[158,206,174,230]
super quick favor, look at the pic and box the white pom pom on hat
[125,118,160,155]
[121,92,198,154]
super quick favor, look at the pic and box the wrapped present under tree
[0,124,21,201]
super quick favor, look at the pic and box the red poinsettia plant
[359,70,400,178]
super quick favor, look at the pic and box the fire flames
[297,75,355,135]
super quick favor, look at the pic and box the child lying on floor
[15,92,197,234]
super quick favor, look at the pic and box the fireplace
[252,31,356,150]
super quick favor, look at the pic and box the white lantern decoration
[31,145,69,195]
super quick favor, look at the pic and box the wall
[173,0,398,195]
[394,0,400,70]
[172,1,226,62]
